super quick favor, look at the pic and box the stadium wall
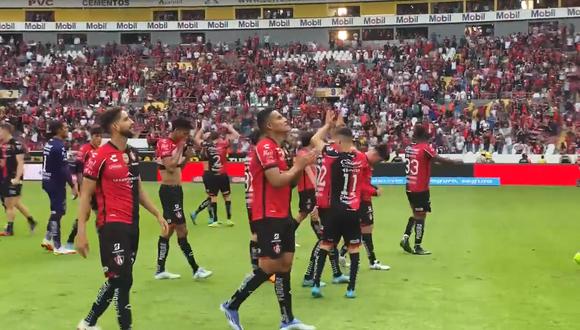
[24,163,579,187]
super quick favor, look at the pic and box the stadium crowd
[0,24,578,156]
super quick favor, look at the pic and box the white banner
[24,163,43,181]
[0,8,578,31]
[11,0,385,8]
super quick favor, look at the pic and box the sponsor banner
[24,164,43,180]
[372,177,501,186]
[0,8,578,31]
[0,90,19,99]
[20,0,385,8]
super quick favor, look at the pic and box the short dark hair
[209,131,219,141]
[0,122,14,134]
[172,117,193,131]
[413,124,429,141]
[248,128,261,145]
[300,132,314,148]
[89,126,103,136]
[375,143,390,161]
[99,108,122,134]
[257,109,275,133]
[335,127,353,139]
[48,121,64,135]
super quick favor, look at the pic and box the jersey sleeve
[13,140,25,155]
[322,144,339,157]
[83,150,107,181]
[256,140,279,169]
[156,139,175,159]
[424,145,437,159]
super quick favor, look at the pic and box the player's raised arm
[160,142,184,173]
[137,179,169,235]
[224,123,240,141]
[311,110,336,152]
[193,123,205,147]
[75,177,97,258]
[432,155,463,165]
[264,151,315,188]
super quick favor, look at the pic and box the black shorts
[298,189,316,214]
[159,184,185,225]
[319,208,361,246]
[1,182,22,198]
[252,217,296,259]
[359,201,374,227]
[98,222,139,279]
[406,190,432,213]
[203,171,231,196]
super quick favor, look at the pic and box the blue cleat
[311,286,323,298]
[345,290,356,299]
[301,279,326,288]
[189,211,198,225]
[331,275,350,284]
[220,303,243,330]
[280,318,316,330]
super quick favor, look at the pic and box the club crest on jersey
[114,255,125,266]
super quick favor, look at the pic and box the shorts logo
[113,243,121,251]
[273,233,280,240]
[114,255,125,266]
[175,211,182,219]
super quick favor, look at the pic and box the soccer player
[64,126,103,250]
[245,129,261,271]
[300,131,347,287]
[220,109,316,330]
[40,121,79,255]
[400,125,462,255]
[0,123,37,236]
[192,123,239,227]
[154,117,212,280]
[75,108,169,330]
[309,111,366,299]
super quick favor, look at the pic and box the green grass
[0,183,579,330]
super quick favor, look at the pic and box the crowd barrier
[24,162,579,187]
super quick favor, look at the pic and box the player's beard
[120,128,134,139]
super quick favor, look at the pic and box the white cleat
[53,246,77,256]
[154,271,182,280]
[76,319,102,330]
[41,238,54,251]
[280,319,316,330]
[194,267,213,280]
[370,261,391,271]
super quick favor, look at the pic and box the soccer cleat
[338,255,347,268]
[41,239,54,251]
[345,290,356,299]
[225,220,235,227]
[53,247,77,256]
[77,319,102,330]
[414,245,432,255]
[154,271,181,280]
[194,267,213,280]
[370,261,391,271]
[65,242,75,251]
[400,235,414,254]
[189,211,198,225]
[220,303,243,330]
[331,275,350,284]
[0,231,13,236]
[301,279,327,288]
[311,286,323,298]
[280,318,316,330]
[208,221,221,228]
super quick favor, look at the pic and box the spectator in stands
[519,154,530,164]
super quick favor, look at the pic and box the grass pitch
[0,183,578,330]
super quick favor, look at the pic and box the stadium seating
[0,26,577,156]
